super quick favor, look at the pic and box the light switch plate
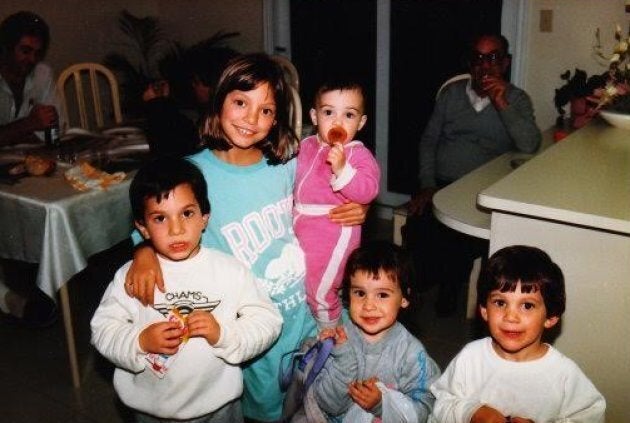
[540,9,553,33]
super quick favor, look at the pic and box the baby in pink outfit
[294,78,380,329]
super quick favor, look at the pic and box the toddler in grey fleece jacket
[310,241,440,422]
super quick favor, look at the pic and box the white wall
[524,0,628,130]
[1,0,264,74]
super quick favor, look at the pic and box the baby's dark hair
[314,74,367,113]
[202,53,298,165]
[0,11,50,59]
[477,245,566,318]
[129,157,210,223]
[341,241,415,309]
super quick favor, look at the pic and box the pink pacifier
[327,126,347,144]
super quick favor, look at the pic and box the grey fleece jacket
[419,79,541,188]
[312,321,440,422]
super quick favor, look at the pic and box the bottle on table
[45,121,60,147]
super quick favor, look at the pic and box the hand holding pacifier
[325,127,347,174]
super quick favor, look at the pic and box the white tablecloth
[0,165,133,297]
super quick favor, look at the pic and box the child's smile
[480,282,559,362]
[349,270,409,343]
[219,82,277,164]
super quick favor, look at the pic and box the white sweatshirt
[430,337,605,423]
[91,247,283,420]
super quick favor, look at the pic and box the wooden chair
[272,56,302,138]
[56,63,122,131]
[272,54,300,91]
[436,73,471,99]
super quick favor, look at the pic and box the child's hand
[318,326,348,345]
[334,326,348,344]
[326,143,346,176]
[125,244,165,306]
[348,377,381,411]
[318,327,337,340]
[139,321,184,355]
[470,405,510,423]
[187,310,221,345]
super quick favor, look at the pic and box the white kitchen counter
[477,120,630,422]
[479,122,630,234]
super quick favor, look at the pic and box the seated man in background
[0,11,58,326]
[404,33,541,316]
[142,44,238,157]
[0,11,60,146]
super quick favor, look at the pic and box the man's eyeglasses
[470,52,505,66]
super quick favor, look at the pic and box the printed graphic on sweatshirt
[219,196,307,313]
[220,196,293,267]
[258,242,306,312]
[154,290,221,317]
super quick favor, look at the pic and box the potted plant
[554,69,606,129]
[103,10,238,118]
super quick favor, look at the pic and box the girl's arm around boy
[91,263,163,372]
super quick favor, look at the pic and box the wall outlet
[540,9,553,33]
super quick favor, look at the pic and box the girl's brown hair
[202,53,299,165]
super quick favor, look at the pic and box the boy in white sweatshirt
[91,157,282,422]
[430,245,605,423]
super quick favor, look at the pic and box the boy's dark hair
[341,241,415,309]
[203,53,298,165]
[0,11,50,59]
[314,75,367,113]
[477,245,566,318]
[129,157,210,223]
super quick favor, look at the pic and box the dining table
[0,128,149,387]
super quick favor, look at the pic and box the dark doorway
[290,0,377,152]
[289,0,503,196]
[389,0,502,194]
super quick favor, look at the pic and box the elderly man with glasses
[405,33,542,317]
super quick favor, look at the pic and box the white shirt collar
[466,79,491,112]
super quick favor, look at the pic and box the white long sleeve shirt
[0,62,62,139]
[430,337,605,423]
[91,247,283,420]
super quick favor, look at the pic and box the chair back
[272,54,300,91]
[271,55,302,138]
[57,63,122,131]
[436,73,471,99]
[288,85,303,140]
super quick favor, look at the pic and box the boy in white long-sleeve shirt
[91,157,282,422]
[430,245,605,423]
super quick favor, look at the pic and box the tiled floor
[1,215,478,422]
